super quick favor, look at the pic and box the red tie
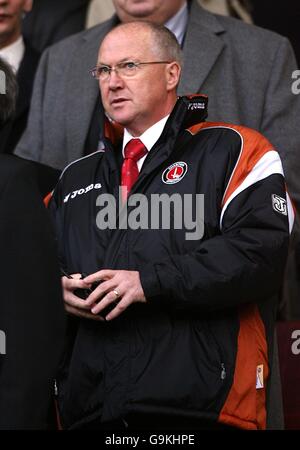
[121,139,147,201]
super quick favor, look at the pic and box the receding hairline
[99,21,183,66]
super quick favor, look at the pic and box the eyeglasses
[90,60,171,80]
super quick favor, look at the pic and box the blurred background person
[86,0,252,27]
[0,52,17,120]
[22,0,90,53]
[0,0,39,154]
[0,56,65,429]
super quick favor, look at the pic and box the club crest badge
[162,162,188,184]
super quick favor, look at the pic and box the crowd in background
[21,1,300,65]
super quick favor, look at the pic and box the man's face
[0,0,32,48]
[112,0,186,25]
[98,27,179,136]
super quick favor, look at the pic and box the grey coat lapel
[179,1,226,95]
[66,19,115,160]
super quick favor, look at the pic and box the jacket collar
[123,94,208,197]
[103,94,208,187]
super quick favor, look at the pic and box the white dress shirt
[164,1,188,46]
[122,115,170,171]
[0,36,25,73]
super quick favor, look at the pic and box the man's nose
[107,69,124,90]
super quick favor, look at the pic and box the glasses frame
[90,60,172,80]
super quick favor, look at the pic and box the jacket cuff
[139,265,162,301]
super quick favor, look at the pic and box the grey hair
[111,21,184,67]
[147,22,184,67]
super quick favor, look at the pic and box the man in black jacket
[49,22,292,430]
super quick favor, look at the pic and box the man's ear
[166,62,181,92]
[23,0,33,14]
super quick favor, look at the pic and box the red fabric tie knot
[121,139,147,201]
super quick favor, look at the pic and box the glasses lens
[93,62,140,79]
[119,62,138,77]
[99,66,112,79]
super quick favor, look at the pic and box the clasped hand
[62,269,146,321]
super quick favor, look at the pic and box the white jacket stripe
[220,151,294,232]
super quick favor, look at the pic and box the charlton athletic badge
[162,162,188,184]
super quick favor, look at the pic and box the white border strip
[220,151,294,231]
[59,149,102,180]
[286,191,295,233]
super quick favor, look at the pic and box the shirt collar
[122,115,170,157]
[0,36,25,73]
[164,1,188,46]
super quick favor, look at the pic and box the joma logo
[64,183,102,203]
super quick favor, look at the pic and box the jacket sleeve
[47,180,67,272]
[140,167,291,313]
[0,156,65,429]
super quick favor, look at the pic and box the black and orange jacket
[49,95,292,430]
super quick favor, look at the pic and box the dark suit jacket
[22,0,90,53]
[0,155,65,429]
[0,42,40,154]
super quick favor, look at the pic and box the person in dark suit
[0,55,17,121]
[0,57,66,430]
[22,0,90,53]
[0,43,39,153]
[0,0,40,154]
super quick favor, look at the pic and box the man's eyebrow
[96,58,139,66]
[118,58,138,63]
[96,61,110,66]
